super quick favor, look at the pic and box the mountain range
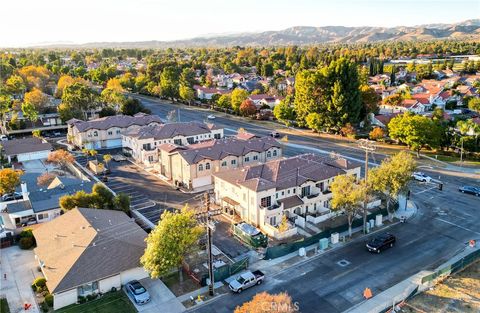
[33,19,480,48]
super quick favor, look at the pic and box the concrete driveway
[0,246,41,313]
[124,277,185,313]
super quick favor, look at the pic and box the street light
[357,139,376,234]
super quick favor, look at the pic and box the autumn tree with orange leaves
[234,292,297,313]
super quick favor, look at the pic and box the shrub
[31,283,37,291]
[19,229,34,238]
[36,286,44,293]
[33,277,47,288]
[77,296,86,304]
[19,237,34,249]
[40,301,49,313]
[44,294,54,307]
[86,293,98,301]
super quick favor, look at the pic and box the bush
[33,277,47,288]
[40,301,49,313]
[31,283,37,291]
[36,286,44,293]
[19,229,34,238]
[19,237,34,249]
[44,294,54,307]
[86,293,98,301]
[77,296,86,304]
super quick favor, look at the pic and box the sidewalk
[0,246,41,313]
[419,153,480,174]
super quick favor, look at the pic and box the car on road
[229,270,265,293]
[1,192,23,202]
[207,114,216,120]
[0,135,8,141]
[125,280,150,305]
[458,185,480,196]
[366,233,396,254]
[270,131,280,138]
[412,172,432,182]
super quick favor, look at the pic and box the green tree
[273,96,296,126]
[5,75,26,94]
[468,97,480,113]
[21,102,39,123]
[330,174,363,237]
[359,85,380,117]
[62,83,97,120]
[369,151,416,221]
[114,193,131,213]
[305,112,324,132]
[217,94,232,110]
[120,97,151,116]
[231,88,249,113]
[141,207,203,279]
[160,66,179,100]
[179,85,195,104]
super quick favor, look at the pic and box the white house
[1,137,52,163]
[33,208,148,310]
[193,85,230,100]
[67,113,162,150]
[380,99,426,114]
[213,154,361,239]
[122,122,224,166]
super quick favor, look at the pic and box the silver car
[126,280,150,305]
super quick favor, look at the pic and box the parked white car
[207,114,216,120]
[412,172,432,182]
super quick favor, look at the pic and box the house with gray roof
[33,208,148,310]
[213,154,361,239]
[157,135,282,191]
[67,113,162,150]
[122,121,224,166]
[0,176,93,230]
[1,137,52,163]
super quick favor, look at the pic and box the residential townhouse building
[67,113,162,149]
[380,99,426,114]
[156,136,282,190]
[122,122,224,166]
[193,85,230,100]
[213,154,361,239]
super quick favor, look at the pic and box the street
[128,95,480,313]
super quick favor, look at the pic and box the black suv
[366,233,396,253]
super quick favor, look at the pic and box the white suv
[412,172,432,182]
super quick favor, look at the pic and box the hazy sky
[1,0,478,47]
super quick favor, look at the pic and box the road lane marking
[435,217,480,235]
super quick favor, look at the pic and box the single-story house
[1,137,52,163]
[33,208,149,310]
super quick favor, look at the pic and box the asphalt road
[129,95,480,313]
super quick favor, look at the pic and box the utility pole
[460,137,464,163]
[194,193,222,297]
[358,139,376,234]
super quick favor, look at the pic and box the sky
[1,0,479,47]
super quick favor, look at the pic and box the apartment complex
[122,121,224,165]
[67,113,162,149]
[157,135,282,190]
[213,154,361,239]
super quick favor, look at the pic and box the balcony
[260,203,281,211]
[321,189,332,195]
[305,193,320,199]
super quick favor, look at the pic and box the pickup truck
[229,270,265,293]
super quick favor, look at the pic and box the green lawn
[1,298,10,313]
[54,291,136,313]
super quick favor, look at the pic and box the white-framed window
[148,155,154,162]
[231,159,236,165]
[273,149,278,156]
[78,281,99,296]
[244,156,250,162]
[93,131,98,137]
[116,130,121,134]
[221,161,227,167]
[267,151,272,158]
[108,131,113,135]
[253,155,258,161]
[205,163,211,170]
[198,164,204,171]
[37,213,48,220]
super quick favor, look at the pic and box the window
[148,155,154,162]
[276,193,279,199]
[116,130,121,134]
[253,155,258,161]
[231,159,236,165]
[205,163,211,170]
[78,281,98,296]
[244,156,250,162]
[293,189,296,194]
[142,143,151,151]
[317,182,325,192]
[93,131,98,137]
[260,196,271,208]
[301,186,311,197]
[198,164,204,171]
[174,139,182,145]
[281,191,284,196]
[214,133,221,139]
[287,189,290,194]
[108,131,113,135]
[267,151,272,158]
[270,216,277,226]
[221,161,227,167]
[37,213,48,220]
[273,149,277,156]
[187,137,195,144]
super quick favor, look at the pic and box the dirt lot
[402,261,480,313]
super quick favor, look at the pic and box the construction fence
[264,208,390,260]
[200,257,249,286]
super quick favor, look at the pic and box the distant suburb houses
[213,154,361,239]
[122,121,224,165]
[67,113,162,150]
[156,135,282,190]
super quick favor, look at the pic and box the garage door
[17,150,50,162]
[106,139,122,148]
[192,175,212,189]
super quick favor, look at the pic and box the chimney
[21,182,29,200]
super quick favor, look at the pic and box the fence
[421,248,480,284]
[200,257,249,286]
[264,208,389,260]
